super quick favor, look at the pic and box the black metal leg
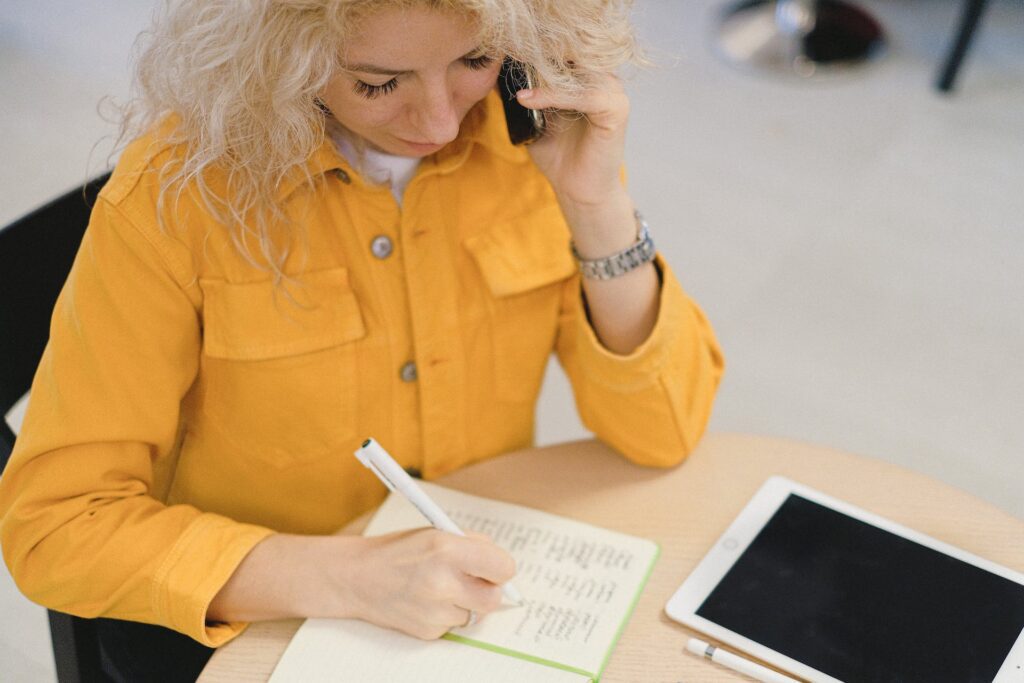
[936,0,990,92]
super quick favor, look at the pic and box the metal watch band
[570,211,656,280]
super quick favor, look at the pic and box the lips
[399,138,444,151]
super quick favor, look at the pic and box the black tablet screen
[696,494,1024,682]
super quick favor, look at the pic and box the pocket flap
[200,267,366,360]
[464,203,576,297]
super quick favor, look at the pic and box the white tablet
[665,476,1024,682]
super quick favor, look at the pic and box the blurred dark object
[802,0,885,63]
[936,0,990,92]
[717,0,885,78]
[0,172,111,682]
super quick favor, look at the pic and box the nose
[410,79,460,145]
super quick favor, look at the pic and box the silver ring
[463,609,477,628]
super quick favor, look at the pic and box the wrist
[308,534,368,619]
[208,533,365,622]
[572,211,655,281]
[559,191,636,260]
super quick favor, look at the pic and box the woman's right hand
[336,529,517,639]
[209,529,517,641]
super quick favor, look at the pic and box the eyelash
[462,55,495,71]
[352,55,495,100]
[353,79,398,100]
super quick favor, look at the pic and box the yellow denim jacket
[0,91,723,646]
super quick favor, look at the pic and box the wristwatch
[571,211,656,280]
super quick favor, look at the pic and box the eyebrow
[345,48,488,77]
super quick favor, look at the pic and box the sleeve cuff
[573,254,688,389]
[151,513,275,647]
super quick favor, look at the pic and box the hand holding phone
[496,65,632,216]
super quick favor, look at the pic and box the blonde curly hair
[119,0,643,275]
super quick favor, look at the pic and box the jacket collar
[278,88,529,199]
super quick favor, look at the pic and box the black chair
[1,172,111,682]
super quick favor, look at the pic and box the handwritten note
[363,482,658,675]
[270,482,658,681]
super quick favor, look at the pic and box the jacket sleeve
[0,197,273,646]
[555,255,725,466]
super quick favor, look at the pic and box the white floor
[2,1,1022,680]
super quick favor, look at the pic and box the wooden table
[199,433,1024,681]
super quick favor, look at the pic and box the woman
[0,0,723,679]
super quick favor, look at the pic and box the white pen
[686,638,800,683]
[354,438,525,606]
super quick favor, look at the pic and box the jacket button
[334,168,351,184]
[370,235,393,259]
[399,361,417,382]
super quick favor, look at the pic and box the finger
[434,604,475,631]
[451,536,517,585]
[515,70,624,107]
[449,606,480,630]
[408,620,452,641]
[455,575,504,615]
[518,91,627,135]
[515,76,627,123]
[408,589,482,637]
[425,602,481,634]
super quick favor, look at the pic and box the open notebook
[268,482,659,682]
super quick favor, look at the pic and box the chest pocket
[464,204,577,403]
[198,267,366,468]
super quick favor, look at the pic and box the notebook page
[268,618,588,682]
[363,481,659,678]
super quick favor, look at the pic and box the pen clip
[367,460,397,492]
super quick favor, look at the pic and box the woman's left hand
[516,71,660,357]
[515,71,630,208]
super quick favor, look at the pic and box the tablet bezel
[664,475,1024,683]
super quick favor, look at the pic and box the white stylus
[355,438,525,606]
[686,638,800,683]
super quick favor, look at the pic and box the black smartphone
[497,58,545,145]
